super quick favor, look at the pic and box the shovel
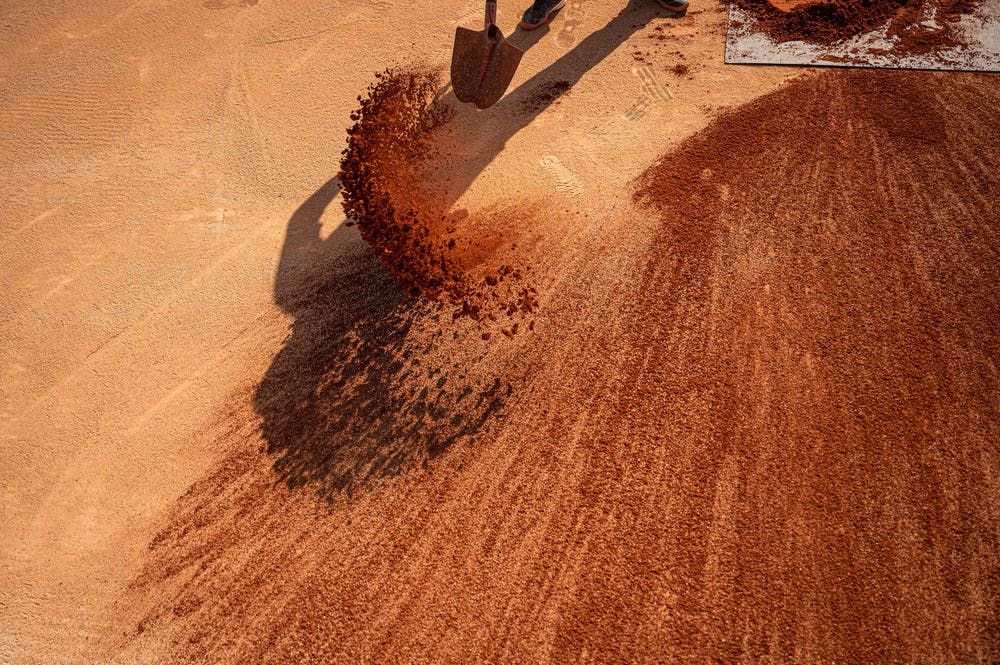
[450,0,524,109]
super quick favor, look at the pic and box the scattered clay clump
[339,68,457,299]
[339,68,538,331]
[519,79,572,114]
[737,0,978,51]
[650,24,674,40]
[671,63,690,76]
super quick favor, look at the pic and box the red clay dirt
[518,79,573,113]
[338,68,538,328]
[114,68,1000,662]
[766,0,821,11]
[738,0,978,49]
[17,2,1000,661]
[338,70,457,300]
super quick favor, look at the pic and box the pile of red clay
[119,69,1000,664]
[339,68,538,330]
[736,0,977,51]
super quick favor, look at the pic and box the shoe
[519,0,567,29]
[656,0,689,15]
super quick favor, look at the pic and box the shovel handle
[484,0,497,29]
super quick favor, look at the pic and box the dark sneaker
[519,0,567,29]
[656,0,689,15]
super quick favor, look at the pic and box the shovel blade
[450,26,524,109]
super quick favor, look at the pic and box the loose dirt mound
[737,0,977,49]
[339,68,538,328]
[557,68,1000,662]
[115,69,999,663]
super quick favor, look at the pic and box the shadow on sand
[430,0,670,206]
[252,178,509,500]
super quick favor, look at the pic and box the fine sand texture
[1,0,998,663]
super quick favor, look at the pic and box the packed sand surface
[1,0,998,663]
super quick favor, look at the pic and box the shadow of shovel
[450,0,524,109]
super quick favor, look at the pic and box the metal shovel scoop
[450,0,524,109]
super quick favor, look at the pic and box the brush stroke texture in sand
[1,0,997,662]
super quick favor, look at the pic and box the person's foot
[519,0,567,29]
[656,0,689,15]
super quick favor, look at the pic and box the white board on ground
[725,1,1000,71]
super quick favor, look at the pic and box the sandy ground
[1,0,997,662]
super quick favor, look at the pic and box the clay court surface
[1,0,998,662]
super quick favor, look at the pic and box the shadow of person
[430,0,668,207]
[253,177,510,501]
